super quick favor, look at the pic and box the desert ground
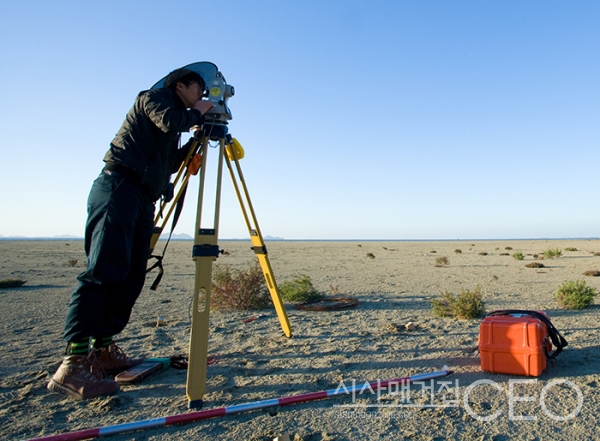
[0,239,599,441]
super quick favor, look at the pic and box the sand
[1,239,599,441]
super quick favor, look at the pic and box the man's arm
[143,90,205,133]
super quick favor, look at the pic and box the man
[48,67,214,399]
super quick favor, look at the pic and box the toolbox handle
[485,310,568,359]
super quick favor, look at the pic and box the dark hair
[167,71,204,91]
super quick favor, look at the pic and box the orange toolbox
[479,310,568,377]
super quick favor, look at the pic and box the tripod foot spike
[188,399,204,410]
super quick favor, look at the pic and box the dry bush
[366,253,375,259]
[499,253,509,256]
[431,285,485,319]
[555,280,598,310]
[211,261,270,310]
[594,252,600,256]
[67,259,78,267]
[454,249,462,254]
[479,252,488,256]
[525,262,545,268]
[435,256,449,267]
[505,246,513,250]
[430,250,437,253]
[565,247,578,252]
[582,270,600,277]
[0,279,26,288]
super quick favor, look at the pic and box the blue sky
[1,1,598,240]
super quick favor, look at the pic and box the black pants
[63,170,154,342]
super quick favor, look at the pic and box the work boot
[95,343,143,376]
[47,353,119,400]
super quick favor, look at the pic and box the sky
[0,1,599,240]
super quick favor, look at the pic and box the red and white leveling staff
[27,368,452,441]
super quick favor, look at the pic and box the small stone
[405,322,417,331]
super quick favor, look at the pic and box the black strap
[146,137,198,290]
[147,181,189,290]
[484,310,568,358]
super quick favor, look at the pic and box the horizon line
[1,236,599,242]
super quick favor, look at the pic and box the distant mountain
[220,235,285,241]
[159,233,193,240]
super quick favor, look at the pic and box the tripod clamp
[192,229,224,258]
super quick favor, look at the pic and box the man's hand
[193,100,214,115]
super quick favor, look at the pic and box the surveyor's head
[164,68,206,108]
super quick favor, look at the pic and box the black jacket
[104,88,204,201]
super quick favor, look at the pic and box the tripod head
[152,62,235,139]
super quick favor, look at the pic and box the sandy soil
[1,239,599,441]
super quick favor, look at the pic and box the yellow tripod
[148,61,292,408]
[150,128,293,409]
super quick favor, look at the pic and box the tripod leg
[186,137,225,408]
[224,142,293,338]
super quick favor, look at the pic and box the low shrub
[512,252,524,260]
[280,274,322,302]
[565,247,578,252]
[525,262,545,268]
[0,279,26,288]
[211,261,271,310]
[435,256,449,267]
[543,248,562,259]
[555,280,598,310]
[582,270,600,277]
[431,285,485,319]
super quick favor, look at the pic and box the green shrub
[543,248,562,259]
[280,274,322,302]
[431,285,485,319]
[512,252,524,260]
[555,280,598,310]
[565,247,578,252]
[211,261,270,310]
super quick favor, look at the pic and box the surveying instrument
[149,62,293,409]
